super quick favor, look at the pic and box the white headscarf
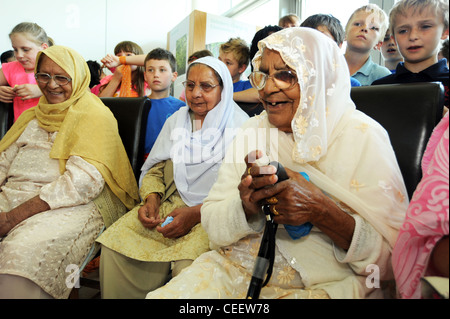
[139,56,249,206]
[252,27,356,163]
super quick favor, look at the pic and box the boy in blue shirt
[143,48,185,158]
[372,0,449,109]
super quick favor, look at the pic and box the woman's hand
[0,212,14,237]
[156,205,202,239]
[13,84,42,101]
[249,166,356,250]
[259,167,326,226]
[238,150,278,219]
[138,193,163,229]
[0,196,51,237]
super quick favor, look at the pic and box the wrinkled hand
[0,86,16,103]
[238,150,278,219]
[252,167,356,250]
[0,212,13,237]
[13,84,42,101]
[1,196,51,238]
[101,54,120,69]
[138,194,163,229]
[239,150,327,226]
[156,206,201,239]
[250,167,324,226]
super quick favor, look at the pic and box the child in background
[188,50,214,64]
[279,14,300,28]
[87,60,106,90]
[233,25,284,106]
[249,25,282,72]
[98,41,149,97]
[301,13,362,87]
[219,38,252,92]
[0,22,50,121]
[372,0,449,109]
[380,31,404,73]
[344,4,391,85]
[143,48,185,157]
[438,38,448,67]
[0,50,15,64]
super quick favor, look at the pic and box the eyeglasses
[249,70,297,91]
[182,80,220,93]
[35,73,72,86]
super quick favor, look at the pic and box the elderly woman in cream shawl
[0,45,139,299]
[146,28,408,299]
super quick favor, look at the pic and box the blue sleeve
[351,77,361,87]
[144,97,185,155]
[233,80,253,92]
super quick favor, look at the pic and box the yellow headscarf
[0,45,139,210]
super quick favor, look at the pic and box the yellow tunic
[97,160,209,262]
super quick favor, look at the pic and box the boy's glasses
[183,80,220,93]
[250,70,297,91]
[35,73,72,86]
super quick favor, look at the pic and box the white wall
[0,0,192,63]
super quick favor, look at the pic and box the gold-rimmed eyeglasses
[249,70,297,91]
[35,73,72,86]
[182,80,220,93]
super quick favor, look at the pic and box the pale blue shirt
[351,56,391,86]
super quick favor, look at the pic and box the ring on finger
[247,167,252,175]
[267,196,278,205]
[272,205,280,216]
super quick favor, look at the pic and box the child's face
[346,11,383,52]
[381,32,403,62]
[393,7,449,68]
[10,33,48,72]
[144,59,176,92]
[218,51,246,83]
[116,50,138,72]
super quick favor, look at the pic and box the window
[300,0,369,28]
[232,0,280,27]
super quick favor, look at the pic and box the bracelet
[119,55,127,65]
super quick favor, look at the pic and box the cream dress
[0,119,105,299]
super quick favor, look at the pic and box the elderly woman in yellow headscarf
[0,45,139,299]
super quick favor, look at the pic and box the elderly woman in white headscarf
[97,56,249,299]
[146,28,408,299]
